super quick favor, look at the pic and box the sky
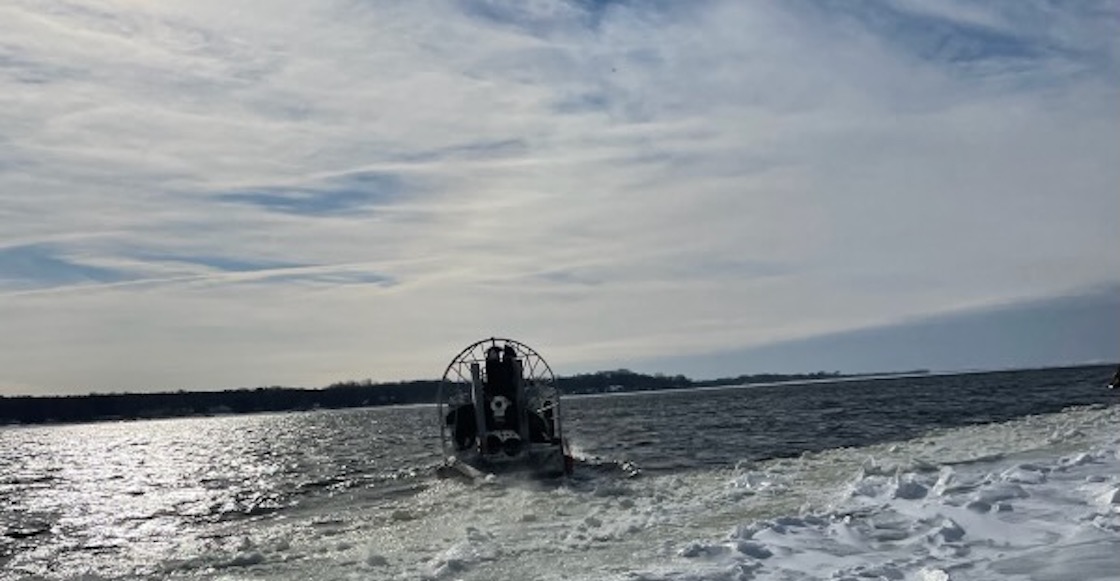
[1,0,1118,396]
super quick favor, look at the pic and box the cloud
[0,0,1117,394]
[797,1,1045,64]
[627,284,1120,378]
[128,252,305,273]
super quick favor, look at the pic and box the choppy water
[1,365,1117,580]
[567,366,1116,471]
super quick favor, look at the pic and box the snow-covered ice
[620,404,1120,581]
[5,394,1118,580]
[163,403,1120,581]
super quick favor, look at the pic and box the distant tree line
[0,369,927,426]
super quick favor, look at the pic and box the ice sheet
[174,403,1120,581]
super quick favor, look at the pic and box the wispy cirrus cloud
[215,172,408,217]
[0,0,1116,394]
[128,252,305,274]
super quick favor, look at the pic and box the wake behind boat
[437,337,573,479]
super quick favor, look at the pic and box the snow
[618,404,1120,581]
[198,403,1120,580]
[8,403,1117,580]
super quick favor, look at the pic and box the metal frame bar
[438,337,560,455]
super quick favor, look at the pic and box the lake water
[2,365,1118,580]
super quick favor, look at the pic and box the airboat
[437,337,573,479]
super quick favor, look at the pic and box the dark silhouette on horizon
[0,367,944,426]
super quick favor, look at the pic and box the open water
[2,365,1118,580]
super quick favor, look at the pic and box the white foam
[157,404,1120,580]
[621,404,1120,581]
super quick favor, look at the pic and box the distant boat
[1109,366,1119,390]
[437,338,572,479]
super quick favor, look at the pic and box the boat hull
[440,442,570,480]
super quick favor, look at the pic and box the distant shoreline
[1,363,1113,427]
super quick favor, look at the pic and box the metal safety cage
[437,337,561,456]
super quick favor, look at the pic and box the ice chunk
[918,567,952,581]
[931,518,966,543]
[1059,453,1097,468]
[891,475,928,500]
[1000,466,1046,485]
[729,470,787,494]
[391,509,415,521]
[730,521,765,540]
[965,500,991,513]
[974,482,1028,504]
[677,540,730,558]
[849,475,891,499]
[834,562,906,579]
[933,468,985,497]
[224,551,264,567]
[735,540,773,559]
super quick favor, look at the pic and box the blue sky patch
[0,244,131,287]
[253,271,397,287]
[795,1,1052,67]
[394,138,528,164]
[532,268,603,286]
[134,252,306,273]
[552,92,610,114]
[216,172,405,216]
[0,46,87,85]
[459,0,636,35]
